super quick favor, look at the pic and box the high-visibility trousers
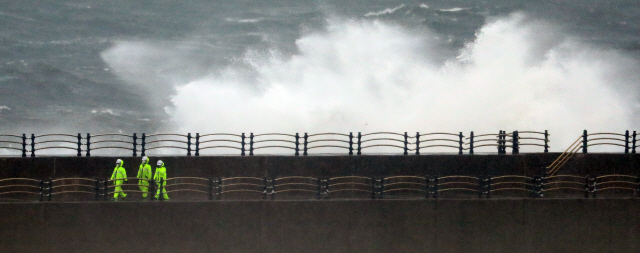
[155,187,169,200]
[114,182,127,199]
[139,180,149,197]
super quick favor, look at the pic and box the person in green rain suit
[110,159,128,200]
[137,156,152,199]
[154,160,169,200]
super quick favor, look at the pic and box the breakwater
[1,199,639,253]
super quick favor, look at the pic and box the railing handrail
[253,133,296,138]
[145,133,189,138]
[199,133,243,138]
[34,134,78,138]
[91,133,131,138]
[0,134,23,138]
[307,133,350,137]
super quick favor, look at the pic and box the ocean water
[1,0,639,152]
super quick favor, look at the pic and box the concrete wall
[0,153,638,180]
[0,199,638,253]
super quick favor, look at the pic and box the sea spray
[103,13,639,154]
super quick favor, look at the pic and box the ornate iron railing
[1,130,636,157]
[1,173,637,202]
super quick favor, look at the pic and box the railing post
[304,133,308,156]
[478,176,483,198]
[264,177,276,199]
[159,178,165,201]
[263,177,268,200]
[533,173,545,198]
[324,177,330,199]
[636,176,640,198]
[544,130,549,153]
[469,131,474,155]
[38,179,44,201]
[21,134,26,157]
[141,133,146,157]
[270,177,275,200]
[241,133,246,156]
[403,132,408,155]
[458,132,463,155]
[30,134,35,157]
[591,176,597,198]
[216,177,222,200]
[583,175,589,198]
[370,177,376,199]
[379,177,385,199]
[512,131,519,154]
[485,176,491,199]
[425,176,429,198]
[583,130,588,154]
[533,175,540,198]
[432,176,439,198]
[317,178,322,199]
[357,132,362,155]
[86,133,91,157]
[249,133,254,156]
[295,133,300,156]
[501,130,506,154]
[195,133,200,156]
[348,132,353,156]
[48,178,52,201]
[317,177,329,199]
[633,131,636,154]
[132,133,137,157]
[208,177,213,200]
[187,133,192,156]
[625,130,629,154]
[94,177,100,201]
[148,178,155,201]
[77,133,82,156]
[103,179,109,201]
[415,132,420,155]
[497,130,503,154]
[540,171,547,197]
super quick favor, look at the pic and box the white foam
[0,106,10,111]
[364,4,405,17]
[104,13,640,153]
[91,108,119,116]
[225,17,263,23]
[419,4,430,9]
[439,7,469,12]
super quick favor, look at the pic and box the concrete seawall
[1,199,638,253]
[1,153,638,179]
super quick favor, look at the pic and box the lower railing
[0,174,638,202]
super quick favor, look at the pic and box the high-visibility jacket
[137,161,152,185]
[110,161,127,185]
[154,165,167,186]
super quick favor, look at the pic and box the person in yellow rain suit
[110,159,128,201]
[154,160,169,200]
[137,156,152,199]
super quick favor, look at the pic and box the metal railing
[581,130,636,153]
[1,173,637,202]
[2,130,637,157]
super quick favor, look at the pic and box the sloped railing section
[548,130,637,176]
[0,130,637,157]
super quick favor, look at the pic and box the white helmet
[142,156,148,164]
[157,160,164,167]
[115,159,122,165]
